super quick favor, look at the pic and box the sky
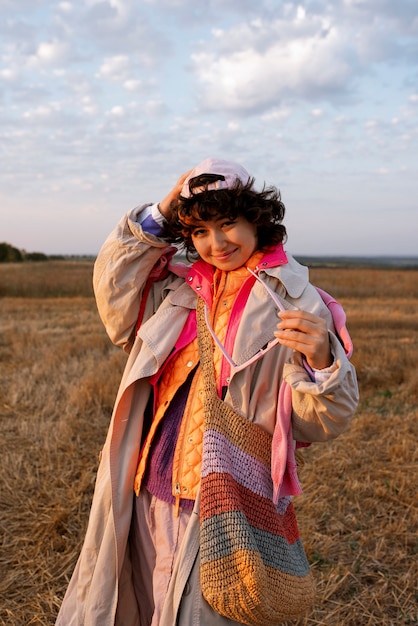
[0,0,417,257]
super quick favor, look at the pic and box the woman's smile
[212,247,239,261]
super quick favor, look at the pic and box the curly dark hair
[162,175,287,259]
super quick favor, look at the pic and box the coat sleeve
[285,332,359,442]
[93,205,177,352]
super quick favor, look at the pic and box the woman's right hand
[158,169,193,219]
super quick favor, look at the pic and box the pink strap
[272,381,302,503]
[315,286,353,358]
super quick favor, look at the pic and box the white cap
[180,158,251,198]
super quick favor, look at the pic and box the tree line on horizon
[0,242,94,263]
[0,242,52,262]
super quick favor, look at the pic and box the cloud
[0,67,18,80]
[192,21,355,113]
[72,0,170,63]
[28,40,71,68]
[96,54,132,81]
[124,79,143,91]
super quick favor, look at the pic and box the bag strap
[135,277,153,336]
[196,296,218,398]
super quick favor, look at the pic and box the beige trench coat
[56,206,359,626]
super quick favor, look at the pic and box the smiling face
[188,215,258,270]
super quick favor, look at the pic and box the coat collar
[261,252,309,299]
[179,244,309,302]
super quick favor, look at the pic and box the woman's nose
[210,229,226,249]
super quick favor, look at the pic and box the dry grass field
[0,261,417,625]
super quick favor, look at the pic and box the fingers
[274,309,332,369]
[275,309,327,341]
[158,169,193,218]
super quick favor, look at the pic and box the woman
[56,158,359,625]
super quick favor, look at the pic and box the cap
[180,158,251,199]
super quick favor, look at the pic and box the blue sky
[0,0,417,256]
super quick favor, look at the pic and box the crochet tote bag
[196,298,315,625]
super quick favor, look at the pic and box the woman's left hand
[274,309,333,370]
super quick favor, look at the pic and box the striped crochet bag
[196,298,315,625]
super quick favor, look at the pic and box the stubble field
[0,261,417,625]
